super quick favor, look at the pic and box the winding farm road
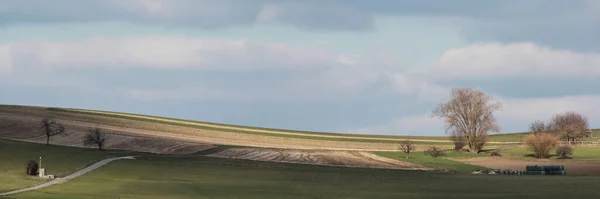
[0,156,136,197]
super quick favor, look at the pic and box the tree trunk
[46,136,49,145]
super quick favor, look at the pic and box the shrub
[524,133,559,158]
[25,160,39,176]
[424,146,446,164]
[490,151,502,156]
[556,145,573,159]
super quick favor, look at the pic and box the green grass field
[0,139,134,193]
[3,139,600,198]
[372,151,489,173]
[502,146,600,160]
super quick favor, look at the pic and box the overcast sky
[1,0,599,135]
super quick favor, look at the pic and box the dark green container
[547,171,566,175]
[526,171,546,175]
[544,165,565,171]
[526,165,545,171]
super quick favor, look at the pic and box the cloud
[0,45,13,74]
[497,95,600,124]
[3,36,338,71]
[430,42,600,81]
[0,36,429,100]
[347,114,444,135]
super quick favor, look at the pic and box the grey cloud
[2,0,598,51]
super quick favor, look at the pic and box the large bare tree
[549,112,590,142]
[40,117,65,145]
[433,88,501,152]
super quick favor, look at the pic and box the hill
[0,104,532,152]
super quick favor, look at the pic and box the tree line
[431,88,590,154]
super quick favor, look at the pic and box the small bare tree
[529,120,551,134]
[549,112,590,142]
[399,140,416,158]
[40,117,65,145]
[84,128,108,151]
[433,88,501,153]
[424,146,445,164]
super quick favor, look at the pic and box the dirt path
[456,157,600,175]
[73,109,519,144]
[0,156,136,197]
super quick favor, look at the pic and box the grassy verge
[372,151,489,173]
[9,152,600,198]
[0,139,134,193]
[501,146,600,161]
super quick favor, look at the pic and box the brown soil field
[455,157,600,175]
[208,147,436,170]
[0,107,452,151]
[0,114,214,154]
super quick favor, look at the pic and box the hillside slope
[0,105,541,152]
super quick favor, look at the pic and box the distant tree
[549,112,590,142]
[83,127,108,151]
[399,140,416,158]
[524,133,559,159]
[556,145,573,159]
[529,120,551,134]
[424,146,446,164]
[433,88,501,153]
[40,117,65,145]
[25,160,39,176]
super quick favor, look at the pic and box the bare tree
[432,88,501,153]
[40,117,65,145]
[424,146,445,164]
[549,112,590,142]
[399,140,416,158]
[83,127,108,151]
[529,120,550,134]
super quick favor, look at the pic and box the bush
[524,133,559,158]
[490,151,502,156]
[556,145,573,159]
[25,160,39,176]
[424,146,446,164]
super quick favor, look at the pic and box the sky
[0,0,599,136]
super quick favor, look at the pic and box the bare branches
[398,140,416,158]
[433,88,501,152]
[530,112,590,142]
[550,112,590,141]
[524,133,559,159]
[83,127,108,151]
[424,146,445,164]
[39,117,65,145]
[529,120,550,134]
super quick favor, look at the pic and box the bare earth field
[208,147,436,170]
[456,157,600,175]
[0,108,451,151]
[0,107,438,171]
[0,114,213,154]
